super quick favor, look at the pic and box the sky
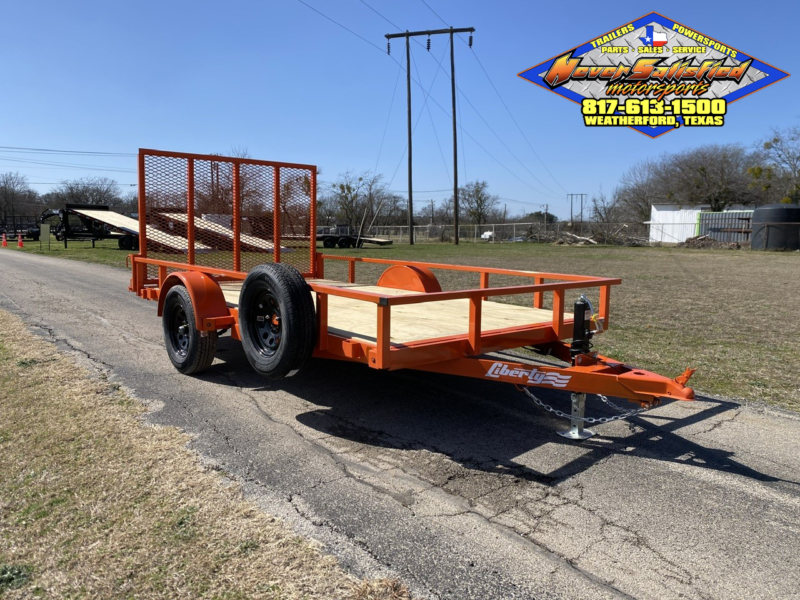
[1,0,796,220]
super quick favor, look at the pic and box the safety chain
[520,387,651,424]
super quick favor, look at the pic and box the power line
[411,42,452,186]
[497,196,548,207]
[359,0,402,30]
[0,155,134,173]
[387,40,450,187]
[388,188,451,193]
[466,47,568,195]
[360,1,453,189]
[25,181,137,187]
[299,0,554,201]
[418,0,448,26]
[297,0,386,53]
[396,10,562,199]
[373,60,404,175]
[417,0,567,197]
[455,89,561,200]
[0,145,135,157]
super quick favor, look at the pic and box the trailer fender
[157,271,231,331]
[377,264,442,293]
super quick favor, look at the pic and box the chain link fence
[368,221,651,245]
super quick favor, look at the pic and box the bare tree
[52,176,122,206]
[454,181,499,225]
[753,126,800,203]
[591,190,626,223]
[669,145,763,211]
[0,172,39,222]
[616,145,767,217]
[321,171,404,232]
[615,158,661,221]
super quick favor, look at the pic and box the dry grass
[0,310,412,599]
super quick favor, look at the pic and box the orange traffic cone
[17,233,24,248]
[1,233,7,247]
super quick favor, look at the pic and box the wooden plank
[218,281,569,345]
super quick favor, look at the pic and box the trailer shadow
[208,337,796,487]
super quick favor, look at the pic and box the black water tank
[751,204,800,250]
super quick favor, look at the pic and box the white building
[647,204,748,244]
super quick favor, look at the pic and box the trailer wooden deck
[219,280,569,345]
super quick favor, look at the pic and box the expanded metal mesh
[140,150,315,278]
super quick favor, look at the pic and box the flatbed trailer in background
[317,232,393,249]
[129,149,694,439]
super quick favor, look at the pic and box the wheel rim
[249,289,282,357]
[169,304,190,357]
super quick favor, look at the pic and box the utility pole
[386,26,475,246]
[580,193,586,228]
[568,194,574,223]
[430,198,435,225]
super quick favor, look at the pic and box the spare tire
[239,264,316,379]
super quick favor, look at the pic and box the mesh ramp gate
[138,149,317,279]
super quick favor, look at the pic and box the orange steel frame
[131,149,695,406]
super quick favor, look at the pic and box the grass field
[10,237,126,268]
[6,240,799,410]
[0,310,410,599]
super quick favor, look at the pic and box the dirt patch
[0,310,412,599]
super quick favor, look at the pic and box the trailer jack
[558,393,594,440]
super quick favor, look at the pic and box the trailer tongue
[129,149,694,439]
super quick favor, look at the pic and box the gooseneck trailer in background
[129,149,694,439]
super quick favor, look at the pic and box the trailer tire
[119,235,133,250]
[337,237,351,249]
[239,264,316,379]
[162,285,218,375]
[323,237,336,248]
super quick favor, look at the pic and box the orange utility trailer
[130,149,694,439]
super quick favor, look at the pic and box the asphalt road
[2,250,799,600]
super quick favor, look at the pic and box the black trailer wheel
[239,264,316,379]
[119,235,133,250]
[323,237,336,248]
[337,237,351,249]
[162,285,218,374]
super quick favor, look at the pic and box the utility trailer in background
[129,149,695,439]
